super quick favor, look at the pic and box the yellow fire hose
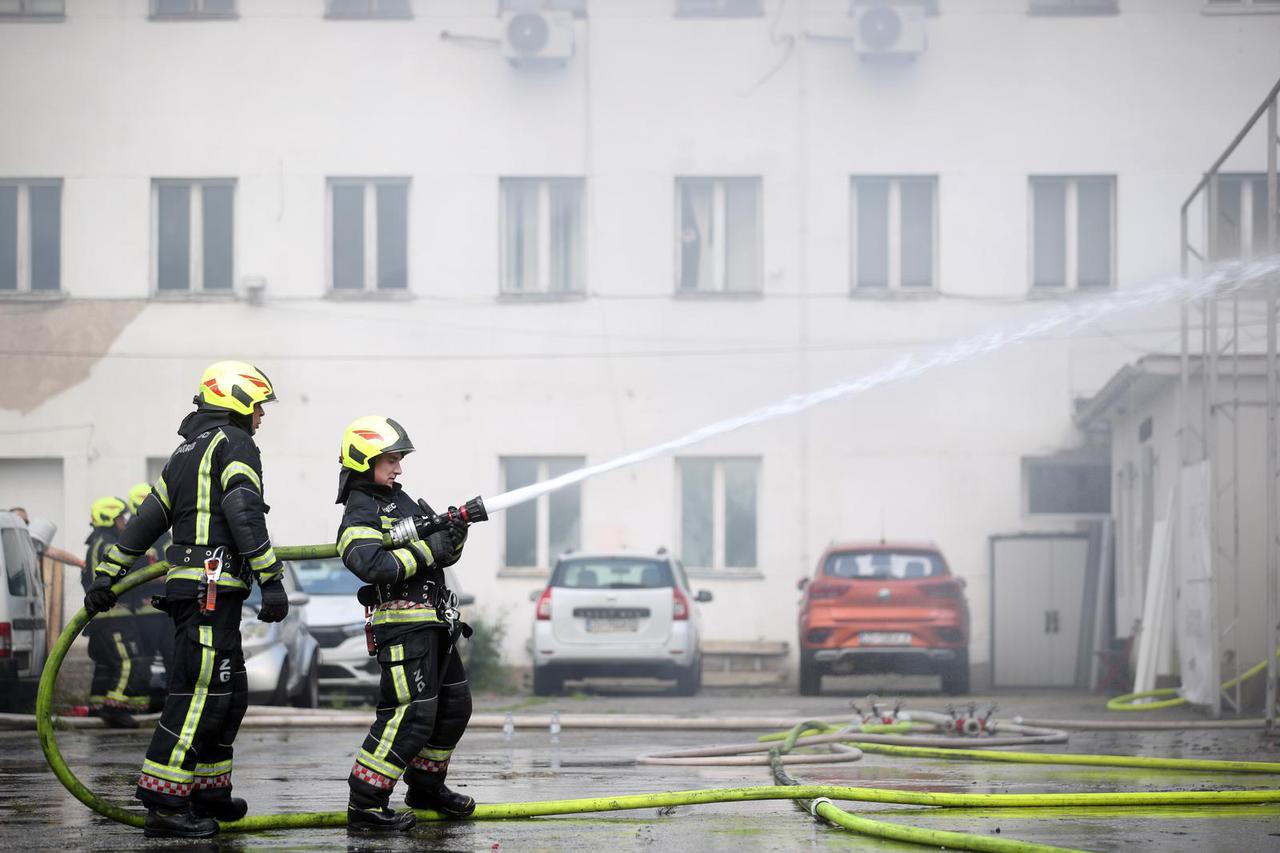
[37,560,1280,853]
[1107,649,1280,711]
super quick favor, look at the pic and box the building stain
[0,300,145,413]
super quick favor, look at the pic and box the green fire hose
[35,556,1280,852]
[1107,649,1280,711]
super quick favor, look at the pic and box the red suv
[797,542,970,696]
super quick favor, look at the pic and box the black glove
[445,507,468,550]
[84,574,117,614]
[257,578,289,623]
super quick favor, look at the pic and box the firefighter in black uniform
[128,482,175,703]
[84,360,288,839]
[336,415,474,832]
[82,496,150,727]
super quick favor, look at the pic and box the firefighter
[128,482,175,699]
[82,496,150,728]
[84,361,287,839]
[336,415,473,832]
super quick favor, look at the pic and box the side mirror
[287,592,310,607]
[797,577,810,591]
[695,590,713,603]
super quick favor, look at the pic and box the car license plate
[859,632,912,646]
[586,618,638,633]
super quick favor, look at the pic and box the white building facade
[2,0,1278,684]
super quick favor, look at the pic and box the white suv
[0,511,48,711]
[530,551,712,696]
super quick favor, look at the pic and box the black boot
[143,807,219,839]
[405,783,476,818]
[192,796,248,822]
[97,706,139,729]
[347,803,417,832]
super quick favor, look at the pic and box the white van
[0,510,49,708]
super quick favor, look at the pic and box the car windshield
[824,551,946,580]
[291,559,362,595]
[553,557,673,589]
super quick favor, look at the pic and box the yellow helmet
[194,360,277,417]
[89,496,127,528]
[340,415,414,473]
[126,483,151,514]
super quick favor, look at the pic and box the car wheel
[292,655,320,708]
[269,656,290,706]
[674,657,701,697]
[798,652,822,696]
[532,666,562,697]
[941,650,970,696]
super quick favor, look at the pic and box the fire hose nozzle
[387,496,490,546]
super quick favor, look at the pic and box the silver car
[240,563,321,707]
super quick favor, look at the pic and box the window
[501,456,584,569]
[552,557,673,589]
[677,177,762,294]
[675,0,763,16]
[0,0,64,18]
[1024,455,1111,515]
[501,0,587,15]
[1213,173,1279,261]
[678,457,759,570]
[851,176,937,291]
[1030,176,1114,290]
[1,527,34,597]
[328,178,409,293]
[500,178,585,295]
[326,0,412,19]
[153,180,234,293]
[1027,0,1118,14]
[849,0,939,14]
[0,180,60,294]
[1203,0,1280,12]
[150,0,237,18]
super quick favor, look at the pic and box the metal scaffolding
[1179,76,1280,725]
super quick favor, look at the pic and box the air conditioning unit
[501,10,574,66]
[852,3,926,58]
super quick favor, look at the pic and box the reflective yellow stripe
[374,705,408,761]
[195,431,227,545]
[422,747,453,762]
[248,548,278,571]
[165,567,249,590]
[220,460,261,492]
[338,526,382,555]
[107,632,133,703]
[391,547,416,579]
[143,758,194,785]
[410,541,434,567]
[371,609,441,626]
[105,544,132,567]
[389,644,409,702]
[193,760,233,777]
[155,475,171,510]
[356,748,403,779]
[169,629,215,769]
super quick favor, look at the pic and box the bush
[461,609,511,693]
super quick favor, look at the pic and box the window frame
[676,456,762,577]
[0,0,65,20]
[324,0,414,20]
[1028,174,1116,293]
[849,174,939,294]
[148,0,238,20]
[1022,454,1112,518]
[325,177,412,297]
[499,455,586,574]
[0,178,62,297]
[674,176,764,297]
[1211,172,1279,261]
[150,178,237,297]
[499,176,587,299]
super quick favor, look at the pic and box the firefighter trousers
[134,597,248,812]
[86,614,150,713]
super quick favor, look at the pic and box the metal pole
[1206,173,1222,719]
[1265,97,1278,729]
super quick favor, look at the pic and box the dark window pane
[328,0,368,14]
[332,185,364,290]
[503,458,539,567]
[1250,176,1273,257]
[202,0,236,12]
[1077,179,1112,288]
[549,180,582,293]
[899,180,933,288]
[547,457,582,560]
[1214,177,1242,262]
[29,184,60,292]
[154,0,195,13]
[0,187,17,291]
[202,184,233,290]
[724,179,760,292]
[375,0,411,15]
[679,180,712,291]
[157,184,191,291]
[856,179,889,288]
[676,0,764,17]
[723,460,758,568]
[1032,180,1066,288]
[376,183,407,290]
[1027,463,1111,514]
[503,179,538,292]
[680,459,714,567]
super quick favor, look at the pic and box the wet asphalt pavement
[3,683,1280,852]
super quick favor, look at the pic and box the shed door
[992,535,1089,687]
